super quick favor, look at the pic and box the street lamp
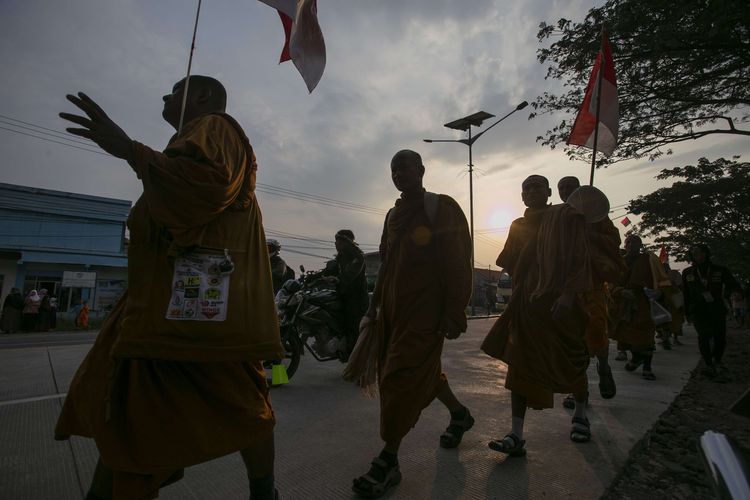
[424,100,528,315]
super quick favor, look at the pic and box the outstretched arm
[60,92,134,162]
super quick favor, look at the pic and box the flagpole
[178,0,203,136]
[589,26,606,186]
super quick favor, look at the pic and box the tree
[532,0,750,166]
[628,157,750,281]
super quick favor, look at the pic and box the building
[0,183,131,315]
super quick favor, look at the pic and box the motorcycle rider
[267,238,295,295]
[327,229,369,360]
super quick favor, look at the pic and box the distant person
[665,264,685,345]
[557,176,625,409]
[22,289,41,332]
[730,289,746,329]
[331,229,368,360]
[267,238,295,295]
[1,288,24,333]
[483,175,594,455]
[54,75,284,499]
[49,296,58,331]
[36,289,52,331]
[682,244,742,377]
[352,150,473,498]
[75,299,90,329]
[610,235,658,380]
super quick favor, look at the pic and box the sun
[485,207,515,232]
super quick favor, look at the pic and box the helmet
[266,238,281,256]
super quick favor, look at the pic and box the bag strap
[386,191,440,228]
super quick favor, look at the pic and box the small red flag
[620,216,631,227]
[658,246,668,264]
[567,31,619,156]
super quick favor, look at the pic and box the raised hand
[60,92,134,161]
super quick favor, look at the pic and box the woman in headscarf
[22,290,41,332]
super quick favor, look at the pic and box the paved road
[0,319,700,499]
[0,331,97,349]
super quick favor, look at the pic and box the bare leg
[86,459,113,500]
[436,381,463,413]
[240,433,276,500]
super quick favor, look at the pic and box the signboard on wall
[62,271,97,288]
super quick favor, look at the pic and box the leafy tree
[532,0,750,166]
[628,157,750,281]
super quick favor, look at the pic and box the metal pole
[468,126,475,316]
[177,0,203,136]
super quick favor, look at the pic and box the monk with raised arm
[55,76,284,500]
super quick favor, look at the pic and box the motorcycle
[267,264,351,382]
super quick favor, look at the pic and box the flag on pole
[620,216,631,227]
[259,0,326,93]
[658,246,668,264]
[567,31,618,156]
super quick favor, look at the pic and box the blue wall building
[0,183,131,314]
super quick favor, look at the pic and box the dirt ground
[603,325,750,499]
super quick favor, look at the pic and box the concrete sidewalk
[0,319,699,499]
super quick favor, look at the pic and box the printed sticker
[166,253,231,321]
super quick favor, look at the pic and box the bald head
[557,176,580,202]
[162,75,227,130]
[521,175,551,209]
[390,149,425,194]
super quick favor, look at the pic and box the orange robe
[76,304,90,328]
[55,113,282,499]
[482,204,592,409]
[610,253,655,352]
[581,218,627,355]
[377,191,472,442]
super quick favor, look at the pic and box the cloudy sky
[1,0,747,271]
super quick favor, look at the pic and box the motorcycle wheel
[264,326,302,385]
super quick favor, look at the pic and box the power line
[0,114,390,216]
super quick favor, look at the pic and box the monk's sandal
[352,457,402,499]
[488,433,526,457]
[439,407,475,449]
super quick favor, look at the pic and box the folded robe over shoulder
[117,113,284,362]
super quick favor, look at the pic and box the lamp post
[423,101,528,315]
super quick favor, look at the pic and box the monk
[557,176,625,408]
[55,76,284,500]
[352,150,473,498]
[482,175,594,455]
[610,235,658,380]
[76,299,90,329]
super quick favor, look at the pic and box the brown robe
[581,218,627,355]
[482,204,592,409]
[55,113,281,499]
[610,252,655,352]
[377,191,472,442]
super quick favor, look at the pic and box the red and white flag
[620,216,631,227]
[658,246,668,264]
[259,0,326,93]
[567,31,618,156]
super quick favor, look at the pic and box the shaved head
[390,149,425,194]
[557,176,580,202]
[162,75,227,130]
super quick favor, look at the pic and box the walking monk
[557,176,625,408]
[352,150,473,498]
[482,175,594,456]
[55,76,284,500]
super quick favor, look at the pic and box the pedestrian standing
[22,290,41,332]
[1,288,24,333]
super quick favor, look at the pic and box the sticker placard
[166,253,230,321]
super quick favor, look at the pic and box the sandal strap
[503,433,522,447]
[571,416,590,428]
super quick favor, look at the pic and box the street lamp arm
[422,139,465,143]
[471,101,528,143]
